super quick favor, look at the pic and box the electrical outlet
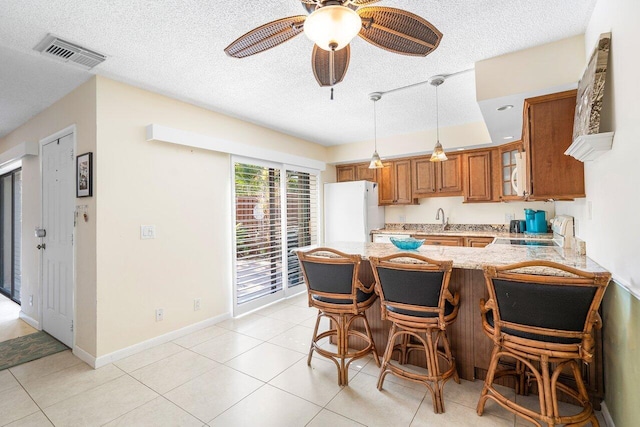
[141,225,156,240]
[194,298,201,311]
[398,215,406,223]
[587,201,593,220]
[155,308,164,322]
[505,213,514,223]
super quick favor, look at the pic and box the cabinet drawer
[413,235,463,246]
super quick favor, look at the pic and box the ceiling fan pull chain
[330,88,334,100]
[329,43,337,86]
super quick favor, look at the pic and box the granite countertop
[371,228,554,240]
[297,242,607,275]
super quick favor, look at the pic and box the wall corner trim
[0,140,39,168]
[146,124,326,171]
[73,345,97,368]
[92,312,232,369]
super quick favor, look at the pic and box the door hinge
[70,320,74,332]
[71,148,74,160]
[71,233,74,245]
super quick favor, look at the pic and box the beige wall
[94,77,328,356]
[475,34,585,101]
[555,0,640,424]
[326,121,492,164]
[0,78,98,355]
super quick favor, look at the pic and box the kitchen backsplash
[385,223,510,233]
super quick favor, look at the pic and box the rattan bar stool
[370,253,460,414]
[477,261,611,427]
[297,247,380,386]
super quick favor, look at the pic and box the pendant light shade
[304,5,362,51]
[429,76,448,162]
[368,93,384,169]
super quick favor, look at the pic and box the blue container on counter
[524,209,547,233]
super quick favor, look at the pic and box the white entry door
[41,133,75,347]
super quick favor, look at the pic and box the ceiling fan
[224,0,442,87]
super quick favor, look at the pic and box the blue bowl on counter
[389,237,424,250]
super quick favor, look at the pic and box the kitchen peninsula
[296,241,608,406]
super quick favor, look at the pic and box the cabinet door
[355,163,377,182]
[524,90,585,199]
[378,163,395,205]
[336,165,356,182]
[394,160,414,204]
[465,237,494,248]
[412,157,436,197]
[413,235,463,246]
[437,154,463,194]
[499,142,523,201]
[464,151,493,202]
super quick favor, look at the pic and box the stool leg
[377,323,397,390]
[308,310,321,366]
[477,344,500,416]
[440,330,460,384]
[337,314,347,386]
[360,312,380,367]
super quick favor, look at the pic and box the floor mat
[0,331,68,371]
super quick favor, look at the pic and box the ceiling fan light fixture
[304,5,362,51]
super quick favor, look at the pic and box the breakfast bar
[297,241,608,406]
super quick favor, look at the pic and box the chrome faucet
[436,208,449,231]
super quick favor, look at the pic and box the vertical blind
[234,161,318,306]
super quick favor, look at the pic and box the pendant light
[368,93,384,169]
[429,76,448,162]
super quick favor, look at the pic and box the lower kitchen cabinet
[413,234,464,246]
[465,236,495,248]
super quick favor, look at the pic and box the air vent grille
[35,34,106,69]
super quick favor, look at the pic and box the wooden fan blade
[352,0,382,6]
[224,16,307,58]
[357,7,442,56]
[312,45,350,87]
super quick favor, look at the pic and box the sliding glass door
[0,168,22,304]
[232,158,318,314]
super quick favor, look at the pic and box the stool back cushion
[301,261,354,295]
[493,279,597,331]
[376,268,444,308]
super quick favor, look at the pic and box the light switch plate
[140,225,156,239]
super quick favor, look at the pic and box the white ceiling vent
[34,34,106,69]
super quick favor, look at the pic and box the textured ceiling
[0,0,596,146]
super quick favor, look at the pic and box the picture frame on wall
[76,152,93,197]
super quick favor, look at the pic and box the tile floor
[0,293,606,426]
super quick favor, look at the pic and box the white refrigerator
[324,181,385,243]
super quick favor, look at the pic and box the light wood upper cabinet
[463,150,493,202]
[336,163,377,183]
[336,164,356,182]
[411,154,462,198]
[523,90,585,200]
[355,163,377,182]
[438,154,463,194]
[379,160,416,205]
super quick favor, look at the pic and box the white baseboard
[601,401,615,427]
[73,345,96,368]
[92,312,231,369]
[19,311,40,330]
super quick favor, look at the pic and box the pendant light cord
[373,100,378,151]
[435,85,440,143]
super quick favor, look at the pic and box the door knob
[37,244,46,250]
